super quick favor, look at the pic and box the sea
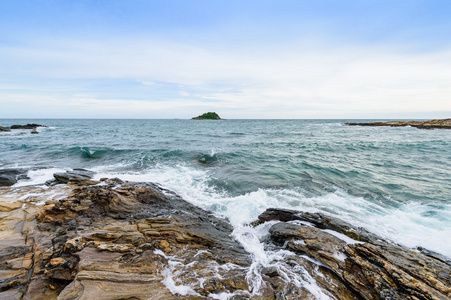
[1,119,450,296]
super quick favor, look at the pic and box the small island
[345,118,451,129]
[192,112,224,120]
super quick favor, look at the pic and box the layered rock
[256,208,451,300]
[0,181,449,299]
[0,179,252,299]
[345,118,451,129]
[45,169,96,186]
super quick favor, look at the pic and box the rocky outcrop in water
[0,169,29,186]
[0,124,46,135]
[10,124,45,130]
[0,181,449,299]
[255,208,451,300]
[46,169,96,186]
[345,118,451,129]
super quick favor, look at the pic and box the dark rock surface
[260,208,451,300]
[46,169,96,186]
[1,124,46,135]
[345,118,451,129]
[0,169,29,186]
[9,124,45,130]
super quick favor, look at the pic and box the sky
[1,0,450,119]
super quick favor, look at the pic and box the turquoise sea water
[1,119,450,258]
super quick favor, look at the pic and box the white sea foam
[161,268,200,297]
[333,252,347,262]
[13,168,67,187]
[92,163,451,296]
[322,229,365,245]
[0,185,71,206]
[154,250,201,297]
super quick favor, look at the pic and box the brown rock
[1,180,252,299]
[0,202,22,212]
[49,257,66,266]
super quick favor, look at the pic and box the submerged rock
[344,118,451,129]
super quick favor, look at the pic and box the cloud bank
[1,1,450,118]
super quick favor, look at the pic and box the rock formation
[0,124,46,134]
[255,208,451,300]
[345,118,451,129]
[46,169,96,186]
[0,180,449,299]
[0,169,29,187]
[0,178,251,299]
[9,124,45,130]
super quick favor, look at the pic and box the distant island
[192,112,224,120]
[345,118,451,129]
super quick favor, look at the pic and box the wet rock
[262,266,279,277]
[0,126,10,132]
[0,169,29,186]
[418,247,451,264]
[47,169,96,186]
[255,208,380,242]
[3,181,449,299]
[262,208,451,300]
[0,179,252,299]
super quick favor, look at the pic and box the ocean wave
[87,164,451,259]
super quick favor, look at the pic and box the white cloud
[1,36,450,118]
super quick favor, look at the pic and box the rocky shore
[0,173,449,299]
[344,118,451,129]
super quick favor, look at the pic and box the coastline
[345,118,451,129]
[0,173,449,299]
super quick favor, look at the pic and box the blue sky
[1,0,450,118]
